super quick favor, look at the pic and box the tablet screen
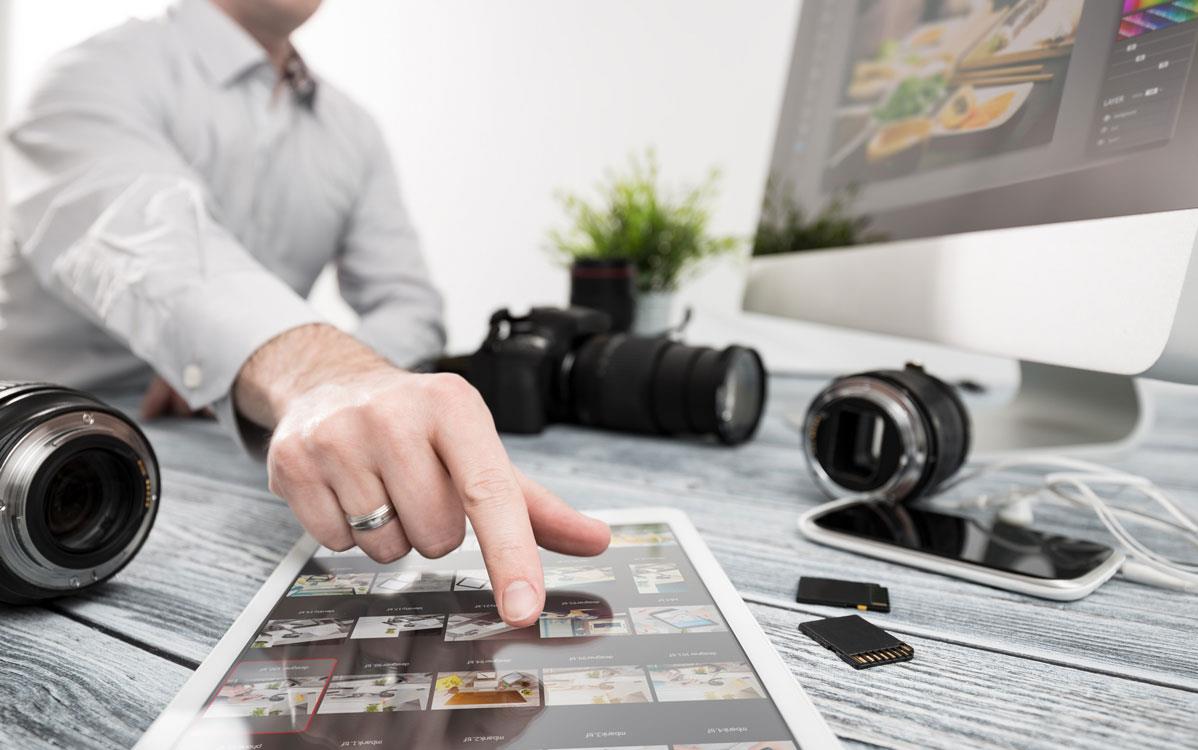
[171,523,802,750]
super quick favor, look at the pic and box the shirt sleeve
[5,33,323,438]
[336,118,446,368]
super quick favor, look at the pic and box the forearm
[233,323,394,429]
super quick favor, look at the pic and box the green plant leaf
[547,149,740,293]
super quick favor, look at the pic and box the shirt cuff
[168,270,324,456]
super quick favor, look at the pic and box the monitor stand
[968,361,1149,457]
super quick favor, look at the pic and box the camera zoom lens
[717,348,766,440]
[570,336,766,445]
[43,448,136,554]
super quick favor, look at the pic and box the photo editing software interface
[171,524,799,750]
[769,0,1198,244]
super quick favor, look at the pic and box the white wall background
[2,0,1008,380]
[4,0,799,352]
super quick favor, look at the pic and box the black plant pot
[569,258,635,333]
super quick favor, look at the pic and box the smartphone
[798,498,1124,600]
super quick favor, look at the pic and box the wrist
[234,323,393,428]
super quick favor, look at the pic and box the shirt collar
[172,0,269,87]
[171,0,319,107]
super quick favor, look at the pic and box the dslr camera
[439,307,766,445]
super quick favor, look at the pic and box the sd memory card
[799,614,913,669]
[795,577,890,612]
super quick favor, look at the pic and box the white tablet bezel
[136,507,842,750]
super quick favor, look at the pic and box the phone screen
[813,501,1115,580]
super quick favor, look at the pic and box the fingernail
[502,580,540,623]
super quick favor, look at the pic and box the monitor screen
[759,0,1198,250]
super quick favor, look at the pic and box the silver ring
[345,504,396,531]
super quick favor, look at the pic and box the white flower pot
[633,291,676,334]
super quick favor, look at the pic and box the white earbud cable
[925,454,1198,593]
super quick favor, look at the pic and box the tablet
[137,507,841,750]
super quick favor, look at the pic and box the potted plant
[549,151,738,333]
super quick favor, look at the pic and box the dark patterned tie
[282,50,317,107]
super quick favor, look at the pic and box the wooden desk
[2,376,1195,748]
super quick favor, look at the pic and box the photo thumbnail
[351,614,445,640]
[538,606,631,638]
[542,666,653,706]
[629,605,727,635]
[431,670,541,710]
[203,659,335,730]
[371,569,454,594]
[629,562,687,594]
[287,572,374,598]
[251,617,353,649]
[205,675,330,721]
[452,569,492,591]
[609,524,677,547]
[317,672,433,714]
[444,612,529,642]
[544,565,617,589]
[648,662,766,703]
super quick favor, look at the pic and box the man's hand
[235,324,611,627]
[140,377,214,419]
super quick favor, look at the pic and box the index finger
[429,380,544,627]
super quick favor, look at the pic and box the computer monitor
[744,0,1198,453]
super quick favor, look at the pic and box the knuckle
[461,467,518,509]
[364,538,411,564]
[426,373,479,405]
[321,534,355,553]
[267,439,307,484]
[416,527,466,559]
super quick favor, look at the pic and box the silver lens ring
[802,375,929,503]
[0,410,159,591]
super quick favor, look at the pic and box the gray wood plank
[747,602,1198,750]
[0,607,190,749]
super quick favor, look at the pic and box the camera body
[448,307,766,445]
[467,307,610,434]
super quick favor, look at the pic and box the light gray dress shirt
[0,0,445,444]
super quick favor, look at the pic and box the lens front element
[43,448,139,556]
[0,390,159,603]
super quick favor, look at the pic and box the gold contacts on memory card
[799,614,914,669]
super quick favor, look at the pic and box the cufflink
[182,364,203,390]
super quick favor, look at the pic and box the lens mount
[0,410,158,593]
[803,375,930,503]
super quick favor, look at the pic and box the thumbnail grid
[250,604,727,648]
[205,662,767,718]
[194,523,797,747]
[286,563,628,598]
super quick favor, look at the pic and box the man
[0,0,609,627]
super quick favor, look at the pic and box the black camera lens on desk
[439,307,766,445]
[802,363,970,504]
[0,382,159,604]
